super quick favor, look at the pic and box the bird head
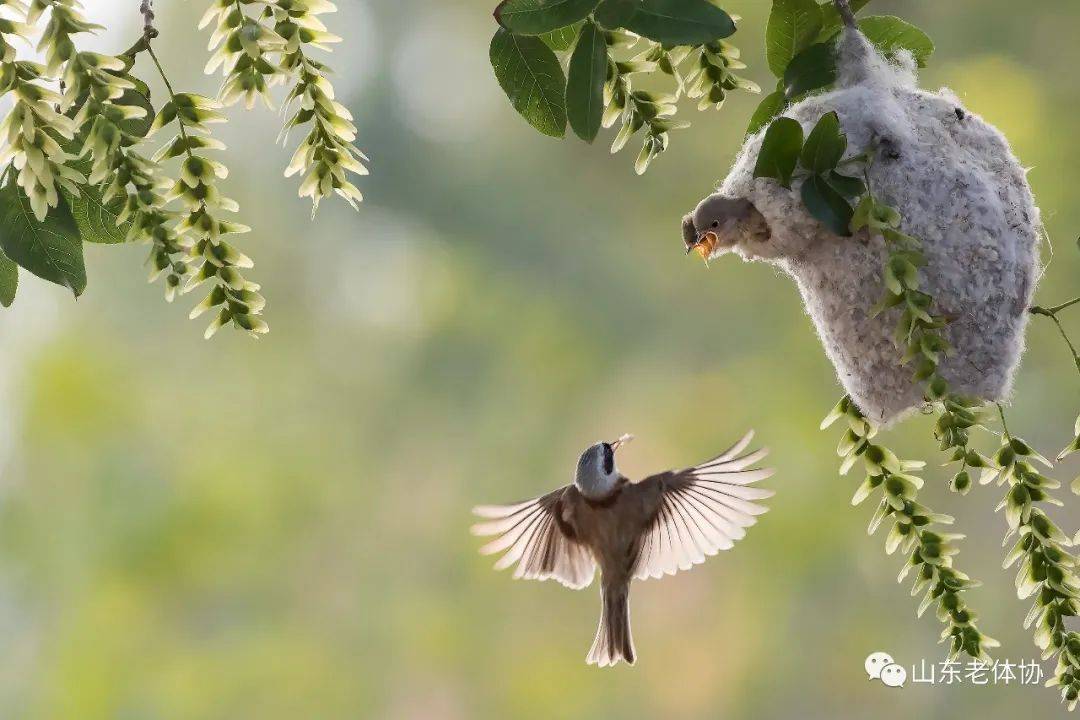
[682,195,770,265]
[574,434,633,500]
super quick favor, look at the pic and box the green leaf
[59,140,133,245]
[66,185,130,244]
[801,173,854,236]
[0,178,86,296]
[494,0,604,35]
[800,111,846,173]
[593,0,638,29]
[826,170,865,198]
[118,81,155,140]
[57,79,152,245]
[566,21,607,142]
[623,0,736,46]
[540,22,583,50]
[766,0,822,78]
[490,28,568,138]
[753,117,804,189]
[746,90,787,137]
[783,40,836,99]
[494,0,601,35]
[0,246,16,307]
[816,0,872,40]
[858,15,934,67]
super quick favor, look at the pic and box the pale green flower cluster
[602,32,757,175]
[201,0,285,109]
[32,0,101,74]
[274,2,366,211]
[0,0,83,220]
[34,0,247,323]
[201,0,366,210]
[149,93,267,338]
[823,396,999,662]
[852,157,1080,704]
[0,0,277,336]
[603,33,685,176]
[111,150,189,301]
[685,40,759,112]
[63,51,188,301]
[986,425,1080,710]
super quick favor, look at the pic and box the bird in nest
[471,432,774,666]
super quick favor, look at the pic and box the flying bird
[471,432,774,667]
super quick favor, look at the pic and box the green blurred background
[0,0,1077,717]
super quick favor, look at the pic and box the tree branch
[140,0,157,40]
[1031,298,1080,377]
[834,0,858,30]
[118,0,156,64]
[1032,296,1080,317]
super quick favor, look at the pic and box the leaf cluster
[845,152,1080,709]
[749,0,933,135]
[0,0,361,338]
[753,111,863,235]
[984,428,1080,709]
[489,0,759,173]
[823,396,998,661]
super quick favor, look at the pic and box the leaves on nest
[766,0,822,78]
[753,117,803,188]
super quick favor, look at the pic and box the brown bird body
[472,432,774,666]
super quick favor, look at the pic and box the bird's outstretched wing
[632,431,774,581]
[471,486,596,590]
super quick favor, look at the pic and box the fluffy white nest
[704,29,1040,423]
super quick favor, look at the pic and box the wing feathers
[696,430,755,467]
[471,488,596,590]
[633,434,774,581]
[691,466,774,484]
[472,499,535,518]
[696,445,769,472]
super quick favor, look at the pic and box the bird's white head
[574,434,633,500]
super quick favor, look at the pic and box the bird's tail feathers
[587,583,635,667]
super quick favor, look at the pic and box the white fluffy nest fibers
[695,29,1040,423]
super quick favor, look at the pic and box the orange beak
[610,434,634,451]
[687,231,719,266]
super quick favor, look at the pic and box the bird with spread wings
[472,431,774,666]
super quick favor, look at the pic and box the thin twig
[145,44,192,150]
[1048,314,1080,374]
[996,402,1011,439]
[118,0,156,62]
[140,0,157,40]
[1031,299,1080,377]
[834,0,858,29]
[119,37,148,60]
[1032,296,1080,316]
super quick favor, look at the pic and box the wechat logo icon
[866,651,906,688]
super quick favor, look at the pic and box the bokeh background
[0,0,1077,717]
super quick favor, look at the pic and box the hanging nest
[687,30,1040,423]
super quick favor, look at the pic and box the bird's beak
[610,434,634,451]
[687,231,719,266]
